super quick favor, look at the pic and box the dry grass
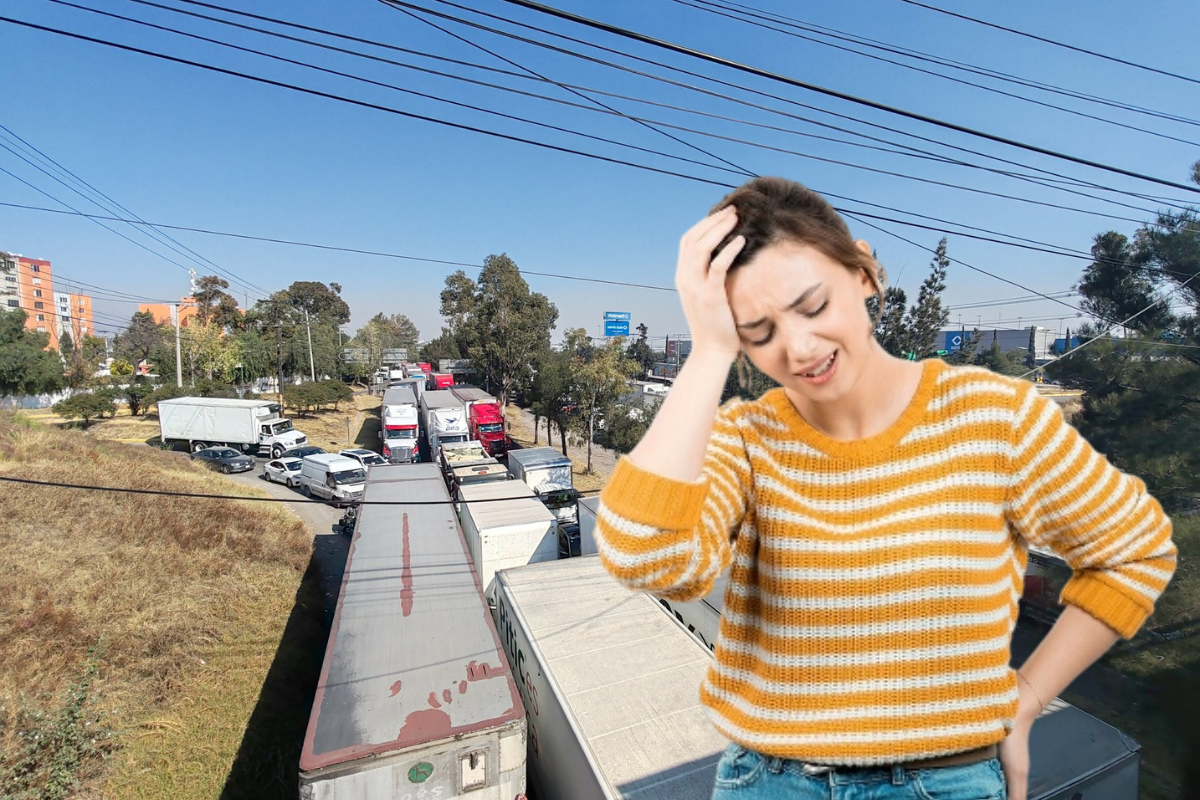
[0,412,313,798]
[289,392,381,451]
[504,405,608,494]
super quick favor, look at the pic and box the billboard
[604,311,630,337]
[381,348,408,364]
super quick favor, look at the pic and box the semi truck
[380,385,420,464]
[450,461,510,500]
[421,390,469,456]
[450,386,508,457]
[439,439,495,475]
[157,396,307,458]
[429,372,455,391]
[492,557,730,800]
[458,480,557,597]
[299,463,527,799]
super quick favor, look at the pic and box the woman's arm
[1000,605,1121,800]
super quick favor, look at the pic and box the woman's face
[726,239,877,403]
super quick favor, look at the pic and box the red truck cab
[428,372,454,391]
[469,402,507,456]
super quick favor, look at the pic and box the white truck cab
[299,454,367,507]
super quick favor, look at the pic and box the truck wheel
[272,445,284,459]
[192,441,207,453]
[301,483,311,497]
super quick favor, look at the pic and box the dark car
[191,447,255,474]
[282,445,327,460]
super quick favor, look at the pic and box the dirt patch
[504,406,610,495]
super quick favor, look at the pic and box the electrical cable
[708,0,1200,130]
[479,0,1200,194]
[115,0,1191,217]
[0,473,601,502]
[377,0,756,178]
[895,0,1200,87]
[0,129,268,302]
[671,0,1200,148]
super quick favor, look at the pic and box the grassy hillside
[0,413,322,799]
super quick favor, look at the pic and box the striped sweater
[595,360,1176,765]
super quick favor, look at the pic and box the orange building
[139,297,201,327]
[2,251,95,350]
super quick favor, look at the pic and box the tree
[625,325,655,379]
[109,359,135,377]
[192,275,242,329]
[59,330,75,356]
[0,309,65,396]
[568,329,640,474]
[598,396,663,455]
[869,286,909,358]
[116,310,168,369]
[79,335,107,366]
[527,345,575,454]
[419,329,461,364]
[53,392,116,427]
[354,313,419,366]
[1076,232,1172,331]
[902,238,951,358]
[444,255,558,411]
[285,280,351,326]
[122,376,153,416]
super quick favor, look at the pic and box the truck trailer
[157,396,307,457]
[421,390,469,456]
[449,386,508,457]
[493,557,729,800]
[299,463,527,799]
[505,447,579,528]
[458,480,557,597]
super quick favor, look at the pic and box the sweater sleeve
[594,399,751,602]
[1005,383,1176,639]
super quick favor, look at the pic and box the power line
[0,122,271,300]
[895,0,1200,87]
[116,0,1192,218]
[0,473,601,502]
[483,0,1200,194]
[708,0,1200,131]
[671,0,1200,148]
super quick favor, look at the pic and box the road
[223,464,350,624]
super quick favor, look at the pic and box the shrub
[52,393,116,428]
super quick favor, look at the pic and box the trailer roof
[459,480,554,530]
[157,397,276,408]
[451,387,493,403]
[300,463,523,773]
[498,558,727,799]
[506,447,571,470]
[421,390,462,410]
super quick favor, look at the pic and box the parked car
[339,448,387,469]
[283,444,327,459]
[262,457,303,487]
[191,447,255,474]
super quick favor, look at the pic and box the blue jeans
[711,744,1008,800]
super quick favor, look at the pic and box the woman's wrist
[1014,670,1046,726]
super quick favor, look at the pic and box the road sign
[604,320,630,337]
[604,311,631,321]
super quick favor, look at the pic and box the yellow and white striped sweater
[595,360,1176,765]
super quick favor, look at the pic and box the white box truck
[299,463,527,799]
[421,390,469,456]
[157,396,307,457]
[506,447,579,528]
[492,557,729,800]
[578,495,600,557]
[458,480,557,598]
[655,572,1142,800]
[380,385,420,464]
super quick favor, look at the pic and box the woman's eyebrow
[736,283,823,329]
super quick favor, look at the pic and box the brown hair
[710,177,885,313]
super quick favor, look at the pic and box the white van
[299,454,366,507]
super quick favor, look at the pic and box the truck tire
[301,483,311,497]
[192,441,207,453]
[272,445,285,459]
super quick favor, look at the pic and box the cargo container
[429,372,455,391]
[492,557,729,800]
[451,461,510,499]
[458,480,557,597]
[157,396,306,457]
[440,439,495,475]
[578,495,600,557]
[299,463,527,799]
[506,447,578,528]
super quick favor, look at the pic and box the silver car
[339,448,387,469]
[262,457,303,488]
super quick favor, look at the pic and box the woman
[595,177,1176,800]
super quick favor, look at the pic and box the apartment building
[1,251,94,349]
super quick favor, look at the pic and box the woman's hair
[710,177,884,312]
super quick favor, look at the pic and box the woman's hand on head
[675,206,745,363]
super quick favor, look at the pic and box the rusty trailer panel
[299,463,525,797]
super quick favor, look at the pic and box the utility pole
[275,322,284,404]
[170,303,182,388]
[304,308,316,382]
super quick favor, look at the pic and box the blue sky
[2,0,1197,347]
